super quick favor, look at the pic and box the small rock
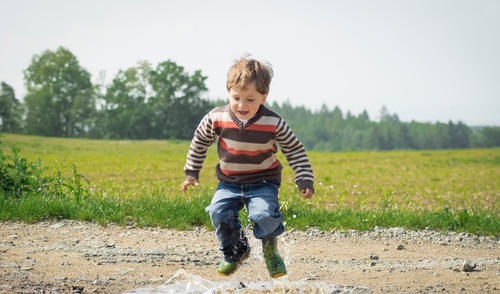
[50,223,65,229]
[72,285,84,294]
[20,266,34,271]
[54,276,67,281]
[396,244,405,250]
[462,260,476,272]
[388,227,406,235]
[369,254,379,260]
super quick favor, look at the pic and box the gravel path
[0,220,498,293]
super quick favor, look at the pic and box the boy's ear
[261,93,268,104]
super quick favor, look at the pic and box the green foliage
[95,59,212,139]
[5,47,500,150]
[0,82,22,133]
[0,191,213,228]
[270,102,490,151]
[472,127,500,147]
[0,135,90,200]
[97,61,153,139]
[279,202,498,235]
[23,47,96,137]
[0,139,42,197]
[1,134,498,235]
[149,60,211,139]
[1,192,497,235]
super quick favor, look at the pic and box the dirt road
[0,220,498,293]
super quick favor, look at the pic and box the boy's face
[228,82,267,120]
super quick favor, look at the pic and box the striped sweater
[184,104,314,191]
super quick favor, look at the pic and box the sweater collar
[228,104,264,129]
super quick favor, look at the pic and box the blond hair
[226,54,273,95]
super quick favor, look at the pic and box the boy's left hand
[301,188,314,199]
[181,178,199,192]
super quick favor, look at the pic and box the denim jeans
[206,181,284,254]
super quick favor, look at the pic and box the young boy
[181,55,314,278]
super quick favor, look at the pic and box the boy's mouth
[238,111,249,116]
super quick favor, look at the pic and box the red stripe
[212,120,276,132]
[220,160,280,176]
[213,121,239,129]
[219,138,271,156]
[245,124,276,132]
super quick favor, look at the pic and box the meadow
[1,134,498,235]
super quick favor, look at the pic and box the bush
[0,134,89,199]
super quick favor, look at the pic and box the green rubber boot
[262,237,287,278]
[216,258,239,276]
[216,236,251,276]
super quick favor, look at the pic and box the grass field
[1,134,499,235]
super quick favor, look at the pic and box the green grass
[1,134,499,235]
[0,190,213,229]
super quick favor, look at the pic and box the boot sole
[217,263,240,276]
[271,272,287,278]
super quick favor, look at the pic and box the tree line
[1,47,499,151]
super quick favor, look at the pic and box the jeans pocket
[261,180,280,193]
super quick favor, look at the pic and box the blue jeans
[206,181,284,254]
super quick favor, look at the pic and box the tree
[149,60,210,139]
[99,61,153,139]
[472,127,500,147]
[23,47,96,137]
[97,59,211,139]
[447,121,471,148]
[0,82,22,133]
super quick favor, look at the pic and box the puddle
[123,269,371,293]
[124,230,371,293]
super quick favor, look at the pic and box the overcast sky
[1,0,499,125]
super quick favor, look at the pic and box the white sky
[1,0,499,125]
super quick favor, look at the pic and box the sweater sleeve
[275,118,315,192]
[183,113,217,181]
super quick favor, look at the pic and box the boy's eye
[233,97,240,101]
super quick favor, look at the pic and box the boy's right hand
[181,178,199,192]
[301,188,314,199]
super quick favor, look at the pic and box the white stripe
[220,156,277,172]
[211,111,232,122]
[222,137,275,152]
[256,115,281,125]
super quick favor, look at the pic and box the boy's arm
[182,113,216,191]
[275,118,315,195]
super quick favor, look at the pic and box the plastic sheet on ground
[123,269,371,293]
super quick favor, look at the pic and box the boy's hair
[226,54,273,95]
